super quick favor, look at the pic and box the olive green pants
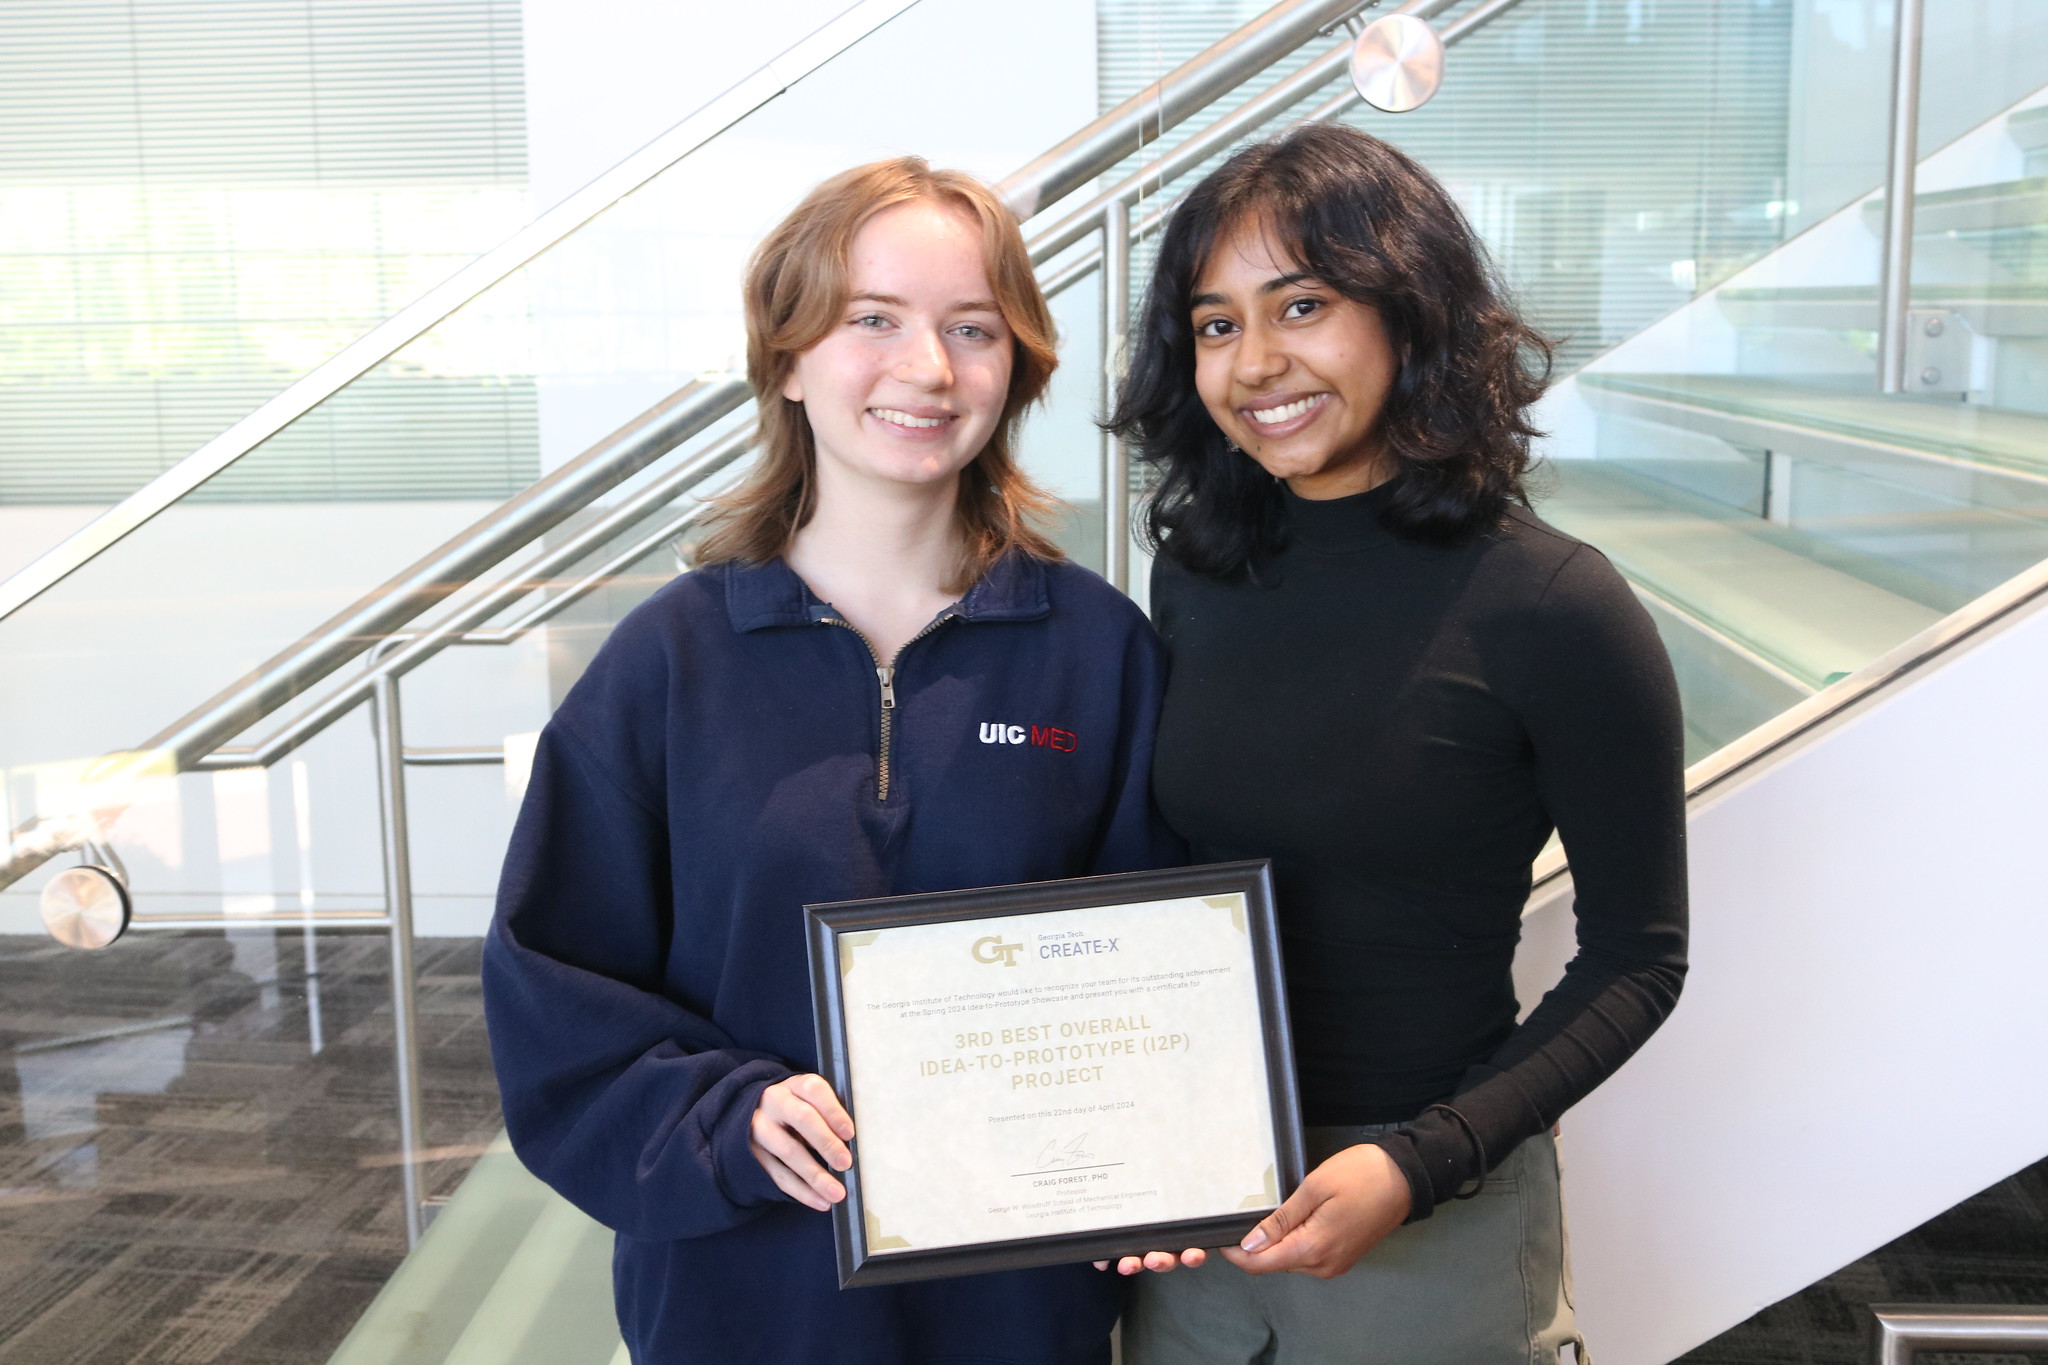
[1120,1128,1585,1365]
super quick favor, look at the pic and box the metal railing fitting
[1871,1304,2048,1363]
[402,747,509,767]
[0,0,922,628]
[1878,0,1927,394]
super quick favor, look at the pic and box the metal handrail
[0,0,923,628]
[0,401,752,888]
[188,428,752,774]
[193,380,743,770]
[1871,1304,2048,1363]
[997,0,1380,219]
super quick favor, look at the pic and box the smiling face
[1189,216,1400,500]
[781,199,1013,496]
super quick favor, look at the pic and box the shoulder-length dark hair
[1108,122,1553,577]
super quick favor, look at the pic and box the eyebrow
[850,292,1003,313]
[1188,271,1322,310]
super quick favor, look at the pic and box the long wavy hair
[695,158,1064,592]
[1108,123,1553,578]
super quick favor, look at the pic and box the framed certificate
[804,860,1303,1287]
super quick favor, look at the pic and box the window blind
[0,0,536,505]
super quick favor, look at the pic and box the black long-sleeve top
[1149,479,1688,1221]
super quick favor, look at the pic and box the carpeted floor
[0,931,503,1365]
[1,929,2042,1364]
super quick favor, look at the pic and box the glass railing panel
[0,0,1112,907]
[1514,0,2048,764]
[324,1135,623,1365]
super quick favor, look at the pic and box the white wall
[1513,586,2048,1364]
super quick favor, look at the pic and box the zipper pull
[877,665,896,709]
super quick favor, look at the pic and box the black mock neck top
[1149,479,1688,1217]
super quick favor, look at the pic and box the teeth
[1247,394,1326,425]
[871,408,949,429]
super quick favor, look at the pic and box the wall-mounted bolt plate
[1905,309,1973,398]
[1350,13,1444,113]
[41,865,132,951]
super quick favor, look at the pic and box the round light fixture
[41,864,132,950]
[1350,13,1445,114]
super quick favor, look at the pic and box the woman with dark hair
[1103,122,1688,1362]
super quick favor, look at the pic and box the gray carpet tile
[0,932,504,1365]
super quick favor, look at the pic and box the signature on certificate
[1035,1133,1096,1169]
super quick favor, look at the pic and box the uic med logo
[972,935,1024,967]
[980,722,1078,752]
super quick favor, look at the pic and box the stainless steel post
[1878,0,1926,394]
[1101,200,1133,593]
[372,672,427,1248]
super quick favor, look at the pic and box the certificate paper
[807,862,1302,1286]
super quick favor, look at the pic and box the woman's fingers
[785,1072,856,1143]
[1218,1177,1324,1271]
[752,1140,834,1211]
[748,1074,856,1207]
[1238,1182,1312,1254]
[750,1114,846,1204]
[1219,1145,1411,1278]
[1109,1246,1210,1275]
[769,1083,853,1172]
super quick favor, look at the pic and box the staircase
[1538,89,2048,761]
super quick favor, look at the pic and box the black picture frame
[804,859,1303,1288]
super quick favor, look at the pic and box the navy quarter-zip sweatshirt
[483,551,1181,1365]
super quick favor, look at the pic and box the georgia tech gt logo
[972,935,1025,967]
